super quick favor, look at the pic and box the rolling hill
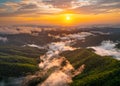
[60,49,120,86]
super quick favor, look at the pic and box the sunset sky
[0,0,120,25]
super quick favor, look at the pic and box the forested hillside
[61,49,120,86]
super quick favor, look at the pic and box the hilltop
[60,49,120,86]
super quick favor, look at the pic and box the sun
[64,14,73,22]
[66,16,71,21]
[62,14,74,25]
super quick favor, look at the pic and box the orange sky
[0,13,119,25]
[0,0,120,25]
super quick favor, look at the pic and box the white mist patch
[39,41,76,70]
[48,34,61,39]
[39,57,65,70]
[23,32,90,86]
[0,26,42,35]
[61,32,94,41]
[40,71,72,86]
[48,32,94,41]
[38,40,83,86]
[23,44,45,49]
[47,41,76,56]
[0,36,8,42]
[37,39,84,86]
[38,32,92,86]
[90,31,110,35]
[0,77,24,86]
[89,41,120,60]
[39,63,85,86]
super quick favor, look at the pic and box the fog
[0,36,8,42]
[89,41,120,60]
[37,32,93,86]
[23,44,45,49]
[48,32,94,41]
[0,77,24,86]
[1,26,119,86]
[22,31,95,86]
[0,26,42,34]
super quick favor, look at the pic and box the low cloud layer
[24,44,45,49]
[40,70,72,86]
[39,41,76,70]
[23,31,119,86]
[0,36,8,42]
[0,26,42,34]
[23,31,92,86]
[90,31,110,35]
[37,32,91,86]
[89,40,120,60]
[48,32,94,41]
[0,77,24,86]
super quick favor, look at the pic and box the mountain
[0,46,47,86]
[61,49,120,86]
[0,26,120,86]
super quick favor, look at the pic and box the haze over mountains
[0,25,120,46]
[0,25,120,86]
[0,0,120,86]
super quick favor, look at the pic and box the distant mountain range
[0,26,120,86]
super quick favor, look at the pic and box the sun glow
[66,16,71,21]
[63,14,74,25]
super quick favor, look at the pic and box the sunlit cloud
[0,0,63,17]
[0,0,120,17]
[89,40,120,60]
[0,26,42,34]
[69,0,120,14]
[0,0,120,25]
[42,0,75,8]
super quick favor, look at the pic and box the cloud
[61,32,94,40]
[23,44,45,49]
[39,58,85,86]
[47,41,76,55]
[38,32,85,74]
[90,31,110,35]
[0,0,63,17]
[23,31,91,86]
[70,0,120,14]
[0,0,119,17]
[89,40,120,60]
[96,0,120,4]
[40,70,72,86]
[48,32,94,41]
[37,32,92,85]
[42,0,76,8]
[0,77,24,86]
[0,0,20,3]
[40,32,94,67]
[39,55,85,86]
[37,32,87,85]
[0,36,8,42]
[39,41,76,69]
[0,26,42,34]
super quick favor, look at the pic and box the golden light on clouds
[0,0,120,25]
[0,12,119,26]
